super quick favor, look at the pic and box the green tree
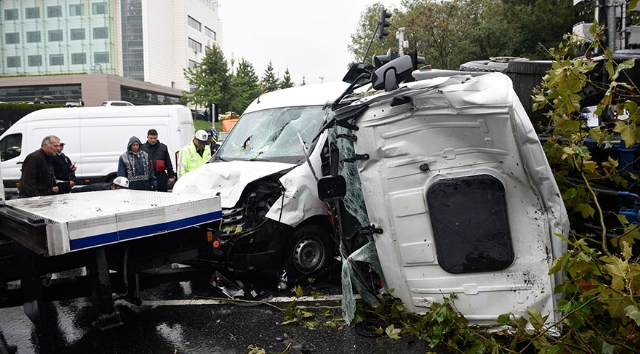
[280,68,295,89]
[501,0,578,59]
[348,2,399,66]
[229,58,262,114]
[183,44,231,112]
[261,61,280,93]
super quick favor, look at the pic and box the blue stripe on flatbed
[69,210,222,251]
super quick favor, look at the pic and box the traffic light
[378,9,392,40]
[373,50,399,69]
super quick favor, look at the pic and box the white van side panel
[0,106,193,185]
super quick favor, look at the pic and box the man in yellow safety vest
[177,130,212,179]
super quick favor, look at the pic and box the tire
[286,225,333,283]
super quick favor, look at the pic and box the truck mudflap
[0,190,222,330]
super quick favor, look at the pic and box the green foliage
[183,44,232,113]
[280,69,295,89]
[229,58,262,114]
[261,61,280,93]
[349,0,577,70]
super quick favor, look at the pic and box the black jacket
[18,149,55,197]
[141,140,175,179]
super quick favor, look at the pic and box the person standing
[51,139,77,193]
[117,136,157,191]
[141,129,175,192]
[208,128,220,154]
[177,130,211,179]
[33,97,41,104]
[18,135,60,197]
[78,98,85,106]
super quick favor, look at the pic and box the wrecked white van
[317,57,569,326]
[172,82,349,284]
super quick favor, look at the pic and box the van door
[338,75,567,326]
[0,131,27,189]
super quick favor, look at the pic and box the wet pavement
[0,275,444,354]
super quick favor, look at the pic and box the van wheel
[286,225,333,284]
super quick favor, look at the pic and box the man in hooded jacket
[117,136,157,191]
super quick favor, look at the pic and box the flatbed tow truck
[0,186,221,330]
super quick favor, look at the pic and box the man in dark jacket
[18,135,60,197]
[51,139,76,193]
[141,129,175,192]
[117,136,157,191]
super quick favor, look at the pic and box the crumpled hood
[171,160,294,208]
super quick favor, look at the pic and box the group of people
[17,128,220,198]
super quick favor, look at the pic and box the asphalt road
[0,272,446,354]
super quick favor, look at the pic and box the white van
[0,105,193,192]
[172,82,350,285]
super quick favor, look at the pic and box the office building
[0,0,222,106]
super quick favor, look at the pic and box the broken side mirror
[317,175,347,202]
[372,55,413,92]
[342,63,374,84]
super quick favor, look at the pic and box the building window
[72,53,86,65]
[69,4,84,16]
[205,27,216,41]
[93,27,108,39]
[94,52,109,63]
[188,16,202,31]
[4,9,19,21]
[70,29,86,40]
[7,56,21,68]
[28,55,42,67]
[92,2,106,15]
[5,33,19,45]
[188,60,198,70]
[47,6,62,18]
[427,175,515,274]
[188,38,202,53]
[48,30,63,42]
[50,54,64,66]
[26,7,40,19]
[27,31,42,43]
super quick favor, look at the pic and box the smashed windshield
[216,106,330,164]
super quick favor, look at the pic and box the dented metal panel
[344,73,568,325]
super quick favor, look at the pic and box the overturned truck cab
[320,58,570,326]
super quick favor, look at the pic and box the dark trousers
[156,172,168,192]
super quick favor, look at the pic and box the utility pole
[396,28,408,56]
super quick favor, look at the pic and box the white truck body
[328,72,569,326]
[0,105,194,190]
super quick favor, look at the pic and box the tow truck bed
[0,190,222,330]
[0,190,221,256]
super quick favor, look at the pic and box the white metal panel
[353,73,567,325]
[5,190,221,256]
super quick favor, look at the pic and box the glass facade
[1,0,116,76]
[121,0,144,81]
[121,87,181,105]
[0,84,82,103]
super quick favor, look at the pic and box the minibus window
[0,133,22,161]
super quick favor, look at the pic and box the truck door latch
[342,154,369,163]
[336,134,357,142]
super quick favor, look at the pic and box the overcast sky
[217,0,401,85]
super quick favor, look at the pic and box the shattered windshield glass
[216,106,330,164]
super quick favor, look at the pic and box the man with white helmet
[177,130,212,179]
[71,176,129,192]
